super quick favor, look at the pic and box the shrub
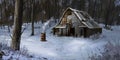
[0,43,33,60]
[90,41,120,60]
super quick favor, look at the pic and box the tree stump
[41,33,46,42]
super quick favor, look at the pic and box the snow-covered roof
[55,25,66,28]
[56,7,101,29]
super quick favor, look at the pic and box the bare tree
[11,0,23,50]
[31,0,35,36]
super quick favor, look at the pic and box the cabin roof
[55,25,66,28]
[54,7,101,29]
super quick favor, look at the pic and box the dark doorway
[80,28,84,37]
[84,28,87,37]
[70,28,75,36]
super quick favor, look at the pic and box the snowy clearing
[0,21,120,60]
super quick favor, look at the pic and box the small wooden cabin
[53,7,102,37]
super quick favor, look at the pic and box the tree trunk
[31,0,34,36]
[105,0,111,28]
[11,0,23,50]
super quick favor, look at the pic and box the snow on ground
[0,20,120,60]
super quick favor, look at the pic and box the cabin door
[80,28,84,37]
[84,28,87,37]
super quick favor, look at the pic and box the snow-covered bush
[90,33,101,40]
[0,43,11,50]
[0,43,49,60]
[0,43,33,60]
[90,41,120,60]
[104,25,113,31]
